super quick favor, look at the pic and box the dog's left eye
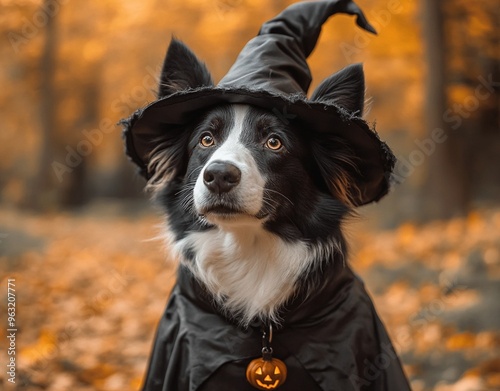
[200,133,215,147]
[265,136,283,151]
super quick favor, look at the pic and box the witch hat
[122,0,396,206]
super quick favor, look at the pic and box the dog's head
[149,39,365,242]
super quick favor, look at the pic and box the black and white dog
[151,69,358,327]
[123,1,410,390]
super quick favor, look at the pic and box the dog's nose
[203,161,241,194]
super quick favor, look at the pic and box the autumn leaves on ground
[0,202,499,391]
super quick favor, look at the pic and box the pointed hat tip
[347,0,377,34]
[356,15,377,35]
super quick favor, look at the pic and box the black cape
[141,262,411,390]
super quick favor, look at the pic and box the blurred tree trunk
[25,0,58,210]
[419,0,469,220]
[61,65,102,207]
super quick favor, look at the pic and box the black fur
[158,38,213,97]
[311,63,365,116]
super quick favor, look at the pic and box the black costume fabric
[122,0,396,206]
[141,264,410,391]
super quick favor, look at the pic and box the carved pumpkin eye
[246,357,287,390]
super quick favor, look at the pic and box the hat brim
[122,87,395,205]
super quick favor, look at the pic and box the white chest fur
[173,226,325,325]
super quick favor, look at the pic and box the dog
[150,97,359,326]
[122,1,410,390]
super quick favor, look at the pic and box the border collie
[151,98,356,325]
[125,2,410,388]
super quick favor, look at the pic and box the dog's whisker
[261,196,277,211]
[175,187,193,197]
[262,188,294,206]
[187,165,204,180]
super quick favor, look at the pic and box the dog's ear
[310,134,361,207]
[158,38,214,98]
[146,127,192,190]
[144,39,212,188]
[310,63,365,116]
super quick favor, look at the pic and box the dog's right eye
[200,133,215,147]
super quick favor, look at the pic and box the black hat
[122,0,395,206]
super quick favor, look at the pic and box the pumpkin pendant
[246,354,287,390]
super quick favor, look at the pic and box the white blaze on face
[193,105,266,221]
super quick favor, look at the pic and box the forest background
[0,0,499,390]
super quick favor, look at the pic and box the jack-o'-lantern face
[246,357,287,390]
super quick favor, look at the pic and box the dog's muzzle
[193,145,265,220]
